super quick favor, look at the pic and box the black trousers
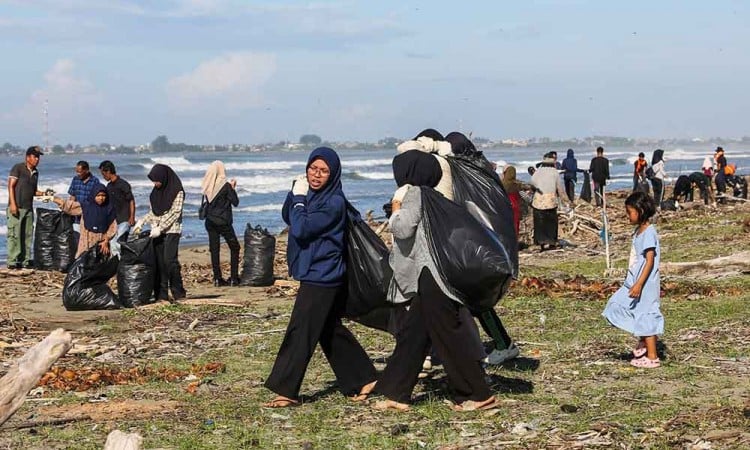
[265,283,376,400]
[564,178,575,203]
[477,309,512,351]
[651,178,664,205]
[376,270,492,404]
[593,181,605,207]
[205,219,240,281]
[153,233,186,301]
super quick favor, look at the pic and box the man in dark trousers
[98,160,136,254]
[6,146,46,269]
[561,149,584,202]
[589,146,610,207]
[714,147,728,203]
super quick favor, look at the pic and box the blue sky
[1,0,749,145]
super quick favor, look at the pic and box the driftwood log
[661,251,750,276]
[0,328,73,426]
[104,430,143,450]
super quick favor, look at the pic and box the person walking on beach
[589,147,610,207]
[650,149,668,207]
[52,184,117,258]
[395,130,486,373]
[531,156,568,251]
[602,191,663,368]
[263,147,376,408]
[445,131,520,366]
[98,160,135,254]
[561,149,583,202]
[633,152,649,193]
[713,147,728,203]
[6,146,45,269]
[132,164,187,303]
[374,150,498,412]
[200,161,240,287]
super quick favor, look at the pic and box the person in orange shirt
[633,152,648,192]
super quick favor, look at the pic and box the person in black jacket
[589,147,610,207]
[201,161,240,286]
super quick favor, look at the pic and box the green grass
[4,206,750,448]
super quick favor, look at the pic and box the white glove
[292,175,309,196]
[396,140,425,153]
[435,141,453,157]
[392,185,411,203]
[132,218,145,234]
[149,226,162,238]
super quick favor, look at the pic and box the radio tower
[43,98,49,152]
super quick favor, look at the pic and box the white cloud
[165,52,276,112]
[2,59,103,135]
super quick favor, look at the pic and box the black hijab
[148,164,184,216]
[414,128,444,141]
[82,183,116,233]
[445,131,477,156]
[652,149,664,166]
[392,151,442,188]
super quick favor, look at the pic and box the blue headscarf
[82,183,116,233]
[305,147,344,209]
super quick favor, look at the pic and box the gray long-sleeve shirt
[388,186,462,304]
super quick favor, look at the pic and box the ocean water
[1,144,747,263]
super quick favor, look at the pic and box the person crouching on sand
[263,147,376,408]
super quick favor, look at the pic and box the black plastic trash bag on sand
[343,202,392,320]
[62,245,120,311]
[241,224,275,286]
[34,208,76,272]
[117,232,157,307]
[446,156,518,279]
[421,188,514,314]
[580,172,592,203]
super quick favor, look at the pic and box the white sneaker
[422,356,432,371]
[483,343,520,365]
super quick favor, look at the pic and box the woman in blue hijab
[263,147,376,408]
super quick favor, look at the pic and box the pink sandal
[632,347,647,358]
[630,357,660,368]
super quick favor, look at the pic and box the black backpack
[645,166,655,179]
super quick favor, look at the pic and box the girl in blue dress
[602,192,664,368]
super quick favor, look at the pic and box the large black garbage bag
[117,232,157,307]
[343,202,392,318]
[421,188,513,313]
[34,208,76,272]
[62,245,120,311]
[446,155,518,279]
[240,224,275,286]
[580,171,592,203]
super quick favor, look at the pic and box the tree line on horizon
[2,134,749,156]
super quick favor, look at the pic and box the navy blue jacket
[562,149,583,181]
[281,191,346,287]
